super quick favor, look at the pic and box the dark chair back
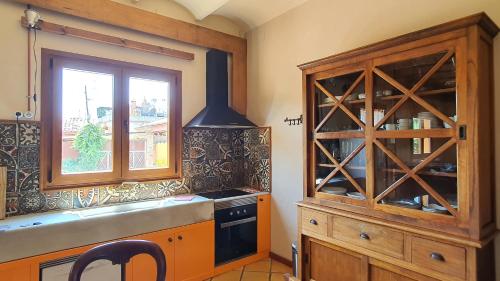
[68,240,166,281]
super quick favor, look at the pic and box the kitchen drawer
[411,237,466,279]
[301,208,328,236]
[331,216,404,259]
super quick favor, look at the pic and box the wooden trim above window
[41,49,182,190]
[15,0,247,115]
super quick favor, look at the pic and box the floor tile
[271,261,292,274]
[270,273,286,281]
[244,259,271,272]
[232,266,244,272]
[212,270,242,281]
[241,271,270,281]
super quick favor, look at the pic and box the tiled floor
[207,258,292,281]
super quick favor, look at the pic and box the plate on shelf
[346,192,365,200]
[381,199,421,209]
[422,204,448,214]
[320,186,347,195]
[323,96,334,103]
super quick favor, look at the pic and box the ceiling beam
[13,0,247,114]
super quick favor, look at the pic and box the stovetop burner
[197,189,251,200]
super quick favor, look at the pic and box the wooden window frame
[41,49,182,190]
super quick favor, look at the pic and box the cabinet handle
[430,252,445,262]
[459,125,467,140]
[178,235,183,241]
[168,237,173,243]
[123,119,129,133]
[309,219,318,225]
[259,198,264,202]
[359,232,370,240]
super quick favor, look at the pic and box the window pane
[61,68,114,174]
[128,77,170,170]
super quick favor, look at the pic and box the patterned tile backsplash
[0,121,271,217]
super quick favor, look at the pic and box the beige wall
[0,0,243,124]
[246,0,500,275]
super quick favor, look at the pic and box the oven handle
[220,216,257,229]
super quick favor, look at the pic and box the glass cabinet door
[371,47,459,216]
[313,70,367,201]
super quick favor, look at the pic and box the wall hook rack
[284,115,303,126]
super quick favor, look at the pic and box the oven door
[215,204,257,265]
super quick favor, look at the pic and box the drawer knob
[168,237,173,243]
[359,232,370,240]
[430,252,445,262]
[309,219,318,225]
[178,235,183,241]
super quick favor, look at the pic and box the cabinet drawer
[411,237,466,279]
[301,208,328,236]
[331,216,404,259]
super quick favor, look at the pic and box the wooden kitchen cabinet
[298,13,498,280]
[0,261,31,281]
[131,229,175,281]
[0,220,214,281]
[173,220,214,281]
[257,194,271,253]
[132,220,214,281]
[304,237,365,281]
[370,266,428,281]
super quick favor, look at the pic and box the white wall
[246,0,500,275]
[0,0,244,124]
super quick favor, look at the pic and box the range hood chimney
[186,50,256,128]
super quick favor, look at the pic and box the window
[41,50,182,189]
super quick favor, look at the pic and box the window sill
[42,174,183,191]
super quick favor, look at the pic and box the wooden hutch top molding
[298,12,499,71]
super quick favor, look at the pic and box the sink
[69,199,174,218]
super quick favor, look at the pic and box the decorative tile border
[0,121,271,216]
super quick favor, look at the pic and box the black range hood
[186,50,256,128]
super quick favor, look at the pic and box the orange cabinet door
[257,194,271,253]
[0,261,31,281]
[174,220,214,281]
[131,229,175,281]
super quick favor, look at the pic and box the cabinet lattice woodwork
[298,13,498,281]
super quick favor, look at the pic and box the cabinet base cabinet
[305,239,365,281]
[302,237,442,281]
[131,229,175,281]
[257,194,271,254]
[0,220,215,281]
[298,205,495,281]
[370,266,428,281]
[173,220,215,281]
[131,220,215,281]
[0,262,31,281]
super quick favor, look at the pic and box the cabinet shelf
[384,168,457,178]
[318,88,455,107]
[318,163,366,170]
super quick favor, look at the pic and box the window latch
[47,169,52,183]
[123,120,129,132]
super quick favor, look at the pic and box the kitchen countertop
[0,196,214,263]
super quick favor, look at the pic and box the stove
[197,189,252,200]
[198,189,258,265]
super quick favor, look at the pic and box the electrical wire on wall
[24,5,40,120]
[31,28,38,119]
